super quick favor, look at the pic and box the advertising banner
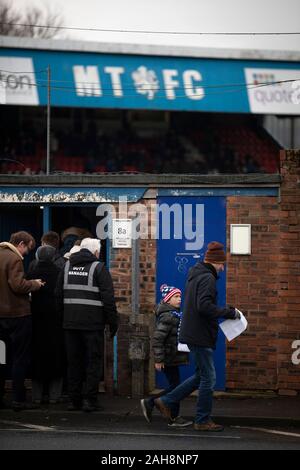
[0,49,299,114]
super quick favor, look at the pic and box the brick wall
[106,201,156,396]
[226,196,280,390]
[277,150,300,395]
[226,150,300,395]
[105,152,300,396]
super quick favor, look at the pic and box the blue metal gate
[156,196,226,390]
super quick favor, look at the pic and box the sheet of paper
[177,342,190,352]
[219,309,248,341]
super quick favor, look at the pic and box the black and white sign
[112,219,132,248]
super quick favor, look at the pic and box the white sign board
[230,224,251,255]
[112,219,132,248]
[245,68,300,115]
[0,57,39,105]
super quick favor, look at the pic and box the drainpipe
[131,237,140,324]
[106,236,118,393]
[129,236,149,397]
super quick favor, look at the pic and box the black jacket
[55,249,119,332]
[179,262,235,349]
[27,260,64,379]
[152,303,188,366]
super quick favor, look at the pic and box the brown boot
[194,420,224,432]
[153,398,172,419]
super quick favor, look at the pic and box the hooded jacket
[152,302,188,366]
[28,248,66,272]
[0,242,40,318]
[179,262,236,349]
[55,248,119,332]
[26,259,64,379]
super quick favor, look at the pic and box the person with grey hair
[80,237,101,255]
[55,238,119,412]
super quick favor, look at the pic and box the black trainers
[168,416,193,428]
[140,398,153,423]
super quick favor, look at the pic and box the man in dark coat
[27,245,64,404]
[154,241,240,432]
[55,238,119,412]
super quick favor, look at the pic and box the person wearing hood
[55,238,119,412]
[28,231,65,272]
[27,245,64,405]
[154,242,240,432]
[140,284,192,428]
[0,231,44,411]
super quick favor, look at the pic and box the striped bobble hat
[160,284,181,303]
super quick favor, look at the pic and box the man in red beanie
[154,241,239,432]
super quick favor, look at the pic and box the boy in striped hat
[140,284,192,428]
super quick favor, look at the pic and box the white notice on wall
[112,219,132,248]
[219,309,248,342]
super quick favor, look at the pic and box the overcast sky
[9,0,300,51]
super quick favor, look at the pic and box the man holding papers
[154,241,240,432]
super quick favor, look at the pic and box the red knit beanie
[204,241,226,264]
[160,284,181,303]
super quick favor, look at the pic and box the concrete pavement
[1,393,300,429]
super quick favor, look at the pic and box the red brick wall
[105,152,300,396]
[106,201,156,395]
[226,196,280,390]
[226,150,300,395]
[277,150,300,395]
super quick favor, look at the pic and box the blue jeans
[159,347,216,424]
[149,365,180,418]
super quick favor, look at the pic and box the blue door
[156,196,226,390]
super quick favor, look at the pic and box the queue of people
[0,230,119,412]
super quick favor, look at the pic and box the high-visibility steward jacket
[63,259,106,330]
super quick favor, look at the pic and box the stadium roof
[1,35,300,62]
